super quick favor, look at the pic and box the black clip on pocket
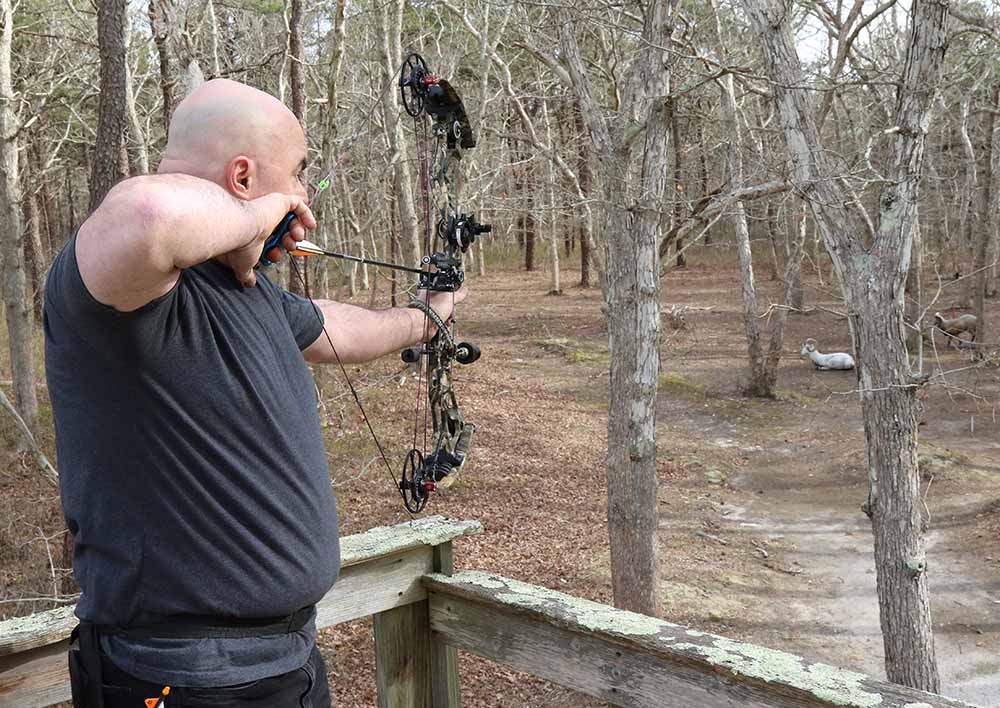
[68,623,105,708]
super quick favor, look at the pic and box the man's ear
[225,156,255,200]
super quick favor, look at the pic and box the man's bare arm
[303,289,468,365]
[75,175,314,312]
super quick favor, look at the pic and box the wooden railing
[0,517,979,708]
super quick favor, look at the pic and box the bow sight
[416,212,492,292]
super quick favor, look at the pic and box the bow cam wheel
[400,447,428,513]
[399,53,429,117]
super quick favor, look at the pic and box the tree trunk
[670,97,686,269]
[378,0,420,267]
[314,0,347,300]
[123,17,149,176]
[790,202,806,310]
[90,0,130,212]
[284,0,307,296]
[524,190,535,273]
[574,104,593,287]
[766,201,783,281]
[510,132,537,272]
[719,72,768,394]
[25,187,45,320]
[742,0,948,691]
[148,0,180,135]
[0,0,38,434]
[543,100,561,294]
[698,116,711,246]
[971,85,998,345]
[560,0,676,617]
[709,1,770,396]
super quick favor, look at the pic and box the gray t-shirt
[43,234,341,686]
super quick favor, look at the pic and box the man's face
[249,125,309,201]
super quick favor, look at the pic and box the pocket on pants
[297,658,315,708]
[299,647,332,708]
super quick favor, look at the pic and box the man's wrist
[406,306,427,345]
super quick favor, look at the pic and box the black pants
[96,647,332,708]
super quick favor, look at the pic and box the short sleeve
[280,289,325,350]
[43,233,180,355]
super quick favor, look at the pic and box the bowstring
[289,255,414,517]
[281,60,432,518]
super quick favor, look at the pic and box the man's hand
[218,194,316,288]
[413,286,469,342]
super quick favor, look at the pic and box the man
[44,79,463,707]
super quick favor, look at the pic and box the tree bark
[90,0,130,212]
[971,84,998,345]
[710,1,770,396]
[0,0,38,435]
[670,97,686,269]
[378,0,420,267]
[543,99,561,294]
[123,17,149,176]
[284,0,307,296]
[734,198,767,396]
[560,0,677,616]
[148,0,180,135]
[314,0,347,300]
[742,0,949,691]
[574,104,593,287]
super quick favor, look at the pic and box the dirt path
[655,395,1000,705]
[651,266,1000,706]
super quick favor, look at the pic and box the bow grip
[259,212,297,266]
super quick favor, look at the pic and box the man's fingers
[287,219,306,242]
[288,197,316,229]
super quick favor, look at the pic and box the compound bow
[275,52,490,514]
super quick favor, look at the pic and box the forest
[0,0,998,706]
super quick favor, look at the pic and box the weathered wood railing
[0,517,980,708]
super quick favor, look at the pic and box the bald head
[159,79,308,199]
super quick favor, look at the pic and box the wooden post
[374,602,432,708]
[373,541,461,708]
[430,544,461,707]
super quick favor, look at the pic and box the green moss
[536,337,610,367]
[917,443,970,474]
[659,372,705,397]
[774,387,818,404]
[566,350,610,366]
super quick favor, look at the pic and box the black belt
[96,604,315,640]
[68,606,315,708]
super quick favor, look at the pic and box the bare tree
[560,0,678,615]
[0,0,38,434]
[149,0,180,135]
[742,0,950,691]
[90,0,129,211]
[971,84,998,347]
